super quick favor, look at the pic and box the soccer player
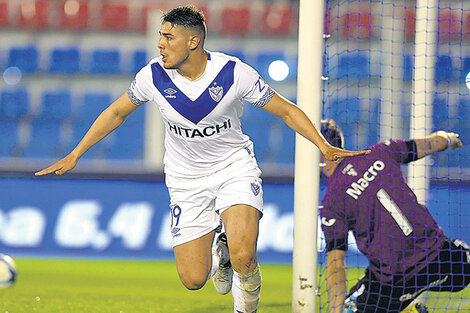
[35,6,369,313]
[319,119,470,313]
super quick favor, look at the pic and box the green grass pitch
[1,259,468,312]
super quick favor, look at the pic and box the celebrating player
[35,6,369,313]
[319,119,470,313]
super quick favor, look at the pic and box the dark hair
[162,6,207,40]
[321,119,344,149]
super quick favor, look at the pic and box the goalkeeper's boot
[212,233,233,295]
[405,302,429,313]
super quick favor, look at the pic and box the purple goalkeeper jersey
[320,140,445,283]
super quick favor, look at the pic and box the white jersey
[128,51,274,178]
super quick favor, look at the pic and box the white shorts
[165,148,263,247]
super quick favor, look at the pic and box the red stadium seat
[220,4,250,36]
[438,8,460,41]
[404,7,416,41]
[464,13,470,39]
[60,0,89,30]
[261,3,293,35]
[339,6,374,39]
[101,2,129,31]
[138,2,168,32]
[0,1,8,28]
[18,0,50,29]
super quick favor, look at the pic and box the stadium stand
[49,47,81,74]
[220,4,251,35]
[434,55,454,83]
[339,6,374,39]
[59,0,90,31]
[255,51,286,81]
[7,46,39,73]
[101,1,130,31]
[18,0,50,29]
[90,49,121,74]
[0,0,8,28]
[261,3,294,35]
[336,53,370,80]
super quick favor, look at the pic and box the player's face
[158,22,191,69]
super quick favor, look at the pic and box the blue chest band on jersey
[151,60,235,124]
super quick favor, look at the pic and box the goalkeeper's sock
[232,265,261,313]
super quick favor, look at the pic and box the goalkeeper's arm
[326,249,347,313]
[414,131,465,159]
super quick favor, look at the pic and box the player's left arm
[414,131,464,159]
[261,93,370,161]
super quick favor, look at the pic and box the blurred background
[0,0,469,267]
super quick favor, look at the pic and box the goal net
[318,0,470,312]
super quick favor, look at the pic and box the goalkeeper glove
[437,131,465,151]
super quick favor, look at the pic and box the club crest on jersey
[164,88,177,98]
[251,182,260,196]
[209,82,223,102]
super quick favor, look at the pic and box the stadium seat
[337,54,370,80]
[327,97,361,131]
[90,49,121,74]
[78,92,111,123]
[0,89,30,120]
[261,3,293,35]
[276,125,295,164]
[255,51,286,82]
[18,0,50,29]
[220,4,250,36]
[106,107,145,160]
[133,50,147,74]
[40,90,72,120]
[23,119,64,158]
[339,6,374,39]
[461,56,470,81]
[434,55,453,83]
[60,0,89,30]
[432,96,450,130]
[458,98,470,140]
[438,8,460,42]
[0,1,8,28]
[0,121,19,157]
[101,2,130,31]
[49,47,80,74]
[464,13,470,40]
[7,46,39,73]
[404,8,416,41]
[403,54,413,81]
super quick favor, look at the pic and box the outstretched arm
[261,93,370,161]
[326,249,347,313]
[414,131,464,159]
[35,92,138,176]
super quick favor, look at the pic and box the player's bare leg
[173,231,216,290]
[222,204,261,313]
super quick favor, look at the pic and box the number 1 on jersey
[377,188,413,236]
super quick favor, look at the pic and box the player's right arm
[326,249,347,313]
[414,131,464,159]
[35,92,138,176]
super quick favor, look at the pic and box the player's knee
[179,272,207,290]
[230,247,257,274]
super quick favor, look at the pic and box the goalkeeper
[319,119,470,313]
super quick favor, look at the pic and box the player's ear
[188,35,201,50]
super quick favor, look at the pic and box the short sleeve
[376,139,414,164]
[236,61,275,108]
[127,62,154,106]
[320,198,349,252]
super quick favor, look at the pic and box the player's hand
[35,154,78,176]
[322,146,371,161]
[437,131,465,151]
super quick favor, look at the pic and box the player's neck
[176,50,208,81]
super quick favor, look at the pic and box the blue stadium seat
[434,55,453,83]
[432,96,452,130]
[255,51,286,81]
[461,57,470,81]
[49,47,80,73]
[78,92,111,122]
[133,50,147,74]
[0,88,30,120]
[7,46,39,73]
[458,97,470,143]
[90,49,121,74]
[106,107,145,159]
[403,54,413,81]
[0,120,19,157]
[276,125,295,164]
[22,120,64,158]
[337,54,370,80]
[40,90,72,120]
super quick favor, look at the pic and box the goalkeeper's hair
[162,5,207,41]
[321,119,344,149]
